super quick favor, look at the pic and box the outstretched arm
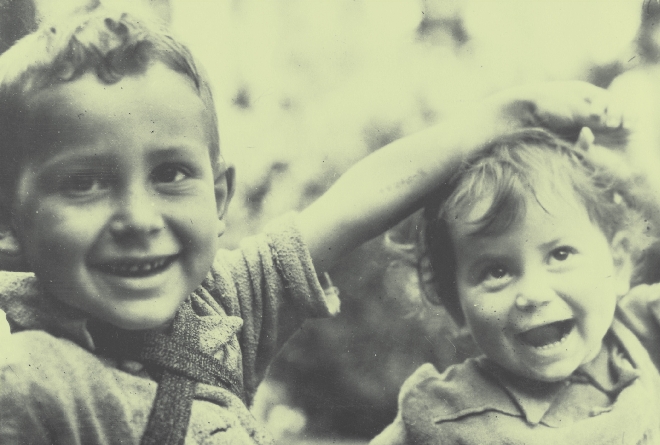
[298,81,627,271]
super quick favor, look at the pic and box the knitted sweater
[0,215,339,444]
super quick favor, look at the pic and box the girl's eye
[480,265,513,290]
[151,164,189,183]
[486,267,507,279]
[550,246,576,262]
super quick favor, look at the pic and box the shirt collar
[0,271,243,358]
[0,271,96,350]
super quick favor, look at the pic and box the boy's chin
[91,308,178,332]
[107,316,175,332]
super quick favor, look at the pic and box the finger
[576,127,595,151]
[604,97,625,129]
[619,102,641,132]
[582,90,611,127]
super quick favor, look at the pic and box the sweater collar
[0,271,243,358]
[0,271,95,350]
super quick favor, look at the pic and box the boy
[372,128,660,444]
[0,5,625,445]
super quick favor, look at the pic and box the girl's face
[449,194,630,382]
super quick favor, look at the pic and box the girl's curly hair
[416,127,653,325]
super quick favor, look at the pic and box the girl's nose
[514,271,554,312]
[109,185,165,240]
[515,295,551,311]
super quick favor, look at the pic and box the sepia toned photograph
[1,0,660,443]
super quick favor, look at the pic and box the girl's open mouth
[517,319,575,349]
[93,255,177,278]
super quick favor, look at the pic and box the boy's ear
[214,165,236,237]
[0,222,26,272]
[0,196,26,271]
[0,227,20,255]
[611,231,633,298]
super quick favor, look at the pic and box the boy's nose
[109,186,165,239]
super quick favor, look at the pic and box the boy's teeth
[102,257,172,276]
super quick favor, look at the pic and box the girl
[372,127,660,444]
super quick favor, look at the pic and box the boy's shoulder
[1,329,90,377]
[398,359,519,425]
[0,329,156,444]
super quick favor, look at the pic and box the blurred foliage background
[5,0,660,442]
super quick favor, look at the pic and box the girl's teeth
[535,332,570,350]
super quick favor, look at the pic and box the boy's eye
[151,164,189,183]
[59,173,110,195]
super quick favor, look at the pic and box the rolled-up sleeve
[202,213,341,398]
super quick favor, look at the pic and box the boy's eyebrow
[35,151,118,171]
[33,141,212,169]
[146,144,211,158]
[145,144,215,168]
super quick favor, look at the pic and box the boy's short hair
[0,5,220,194]
[419,128,651,325]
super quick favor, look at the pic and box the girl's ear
[611,231,633,298]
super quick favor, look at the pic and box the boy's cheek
[0,251,29,272]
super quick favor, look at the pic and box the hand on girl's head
[487,81,629,137]
[576,127,635,182]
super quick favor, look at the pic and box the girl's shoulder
[398,358,519,425]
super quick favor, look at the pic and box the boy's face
[450,194,628,382]
[11,63,229,330]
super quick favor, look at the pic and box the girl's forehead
[449,186,589,239]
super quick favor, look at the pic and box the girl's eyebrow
[538,238,562,252]
[466,253,508,271]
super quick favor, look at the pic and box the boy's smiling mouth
[91,255,178,278]
[516,319,575,349]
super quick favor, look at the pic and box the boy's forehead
[21,63,217,157]
[26,64,204,115]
